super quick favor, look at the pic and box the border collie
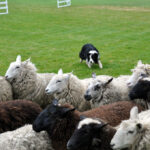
[79,43,103,69]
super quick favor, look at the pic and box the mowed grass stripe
[0,0,150,78]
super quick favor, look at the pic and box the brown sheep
[33,100,144,150]
[0,100,42,133]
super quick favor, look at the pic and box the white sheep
[0,124,54,150]
[45,69,111,111]
[127,60,150,88]
[5,55,55,108]
[84,73,131,108]
[0,76,13,101]
[45,68,94,111]
[111,106,150,150]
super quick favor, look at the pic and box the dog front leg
[98,60,103,69]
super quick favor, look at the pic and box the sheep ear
[52,99,58,106]
[24,57,31,64]
[16,55,21,63]
[80,115,86,120]
[95,123,108,131]
[62,107,76,116]
[92,72,96,78]
[130,106,139,120]
[58,68,63,75]
[104,78,113,87]
[70,70,73,74]
[137,60,142,66]
[92,138,101,146]
[100,123,108,129]
[65,74,71,80]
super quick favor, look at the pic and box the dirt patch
[78,6,150,12]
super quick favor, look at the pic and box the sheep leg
[98,60,103,69]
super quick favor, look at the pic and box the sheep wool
[0,76,13,101]
[0,125,54,150]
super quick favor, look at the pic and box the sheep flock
[0,55,150,150]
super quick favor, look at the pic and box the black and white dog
[79,43,103,69]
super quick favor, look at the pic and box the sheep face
[5,55,37,82]
[84,79,104,102]
[84,78,113,103]
[45,69,70,96]
[111,106,141,150]
[67,118,106,150]
[127,69,147,88]
[129,79,150,100]
[5,55,22,81]
[110,120,142,150]
[127,60,150,88]
[33,99,75,134]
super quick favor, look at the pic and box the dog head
[88,50,99,64]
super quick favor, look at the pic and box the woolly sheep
[111,106,150,150]
[33,99,144,150]
[45,69,94,111]
[45,70,111,111]
[67,117,116,150]
[127,60,150,88]
[0,76,13,101]
[0,125,54,150]
[0,100,42,133]
[84,73,131,108]
[5,55,55,108]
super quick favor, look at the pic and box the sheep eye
[128,130,134,134]
[56,80,61,83]
[141,73,146,77]
[16,66,20,69]
[94,85,100,91]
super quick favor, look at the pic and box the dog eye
[128,130,134,134]
[56,80,61,83]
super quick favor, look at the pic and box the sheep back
[0,100,42,133]
[82,101,145,127]
[0,125,54,150]
[0,76,13,101]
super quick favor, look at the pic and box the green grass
[0,0,150,78]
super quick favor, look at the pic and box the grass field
[0,0,150,78]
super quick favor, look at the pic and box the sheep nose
[84,94,92,101]
[110,143,115,148]
[45,89,49,93]
[67,142,74,150]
